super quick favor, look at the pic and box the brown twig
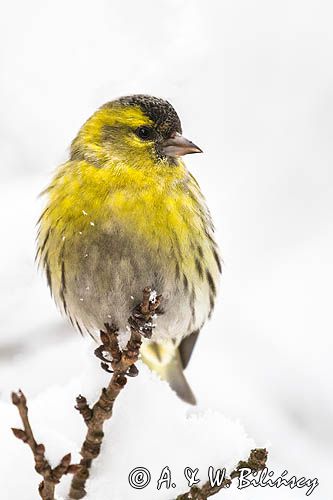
[11,390,80,500]
[69,287,162,499]
[176,448,268,499]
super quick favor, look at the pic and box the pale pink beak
[162,133,203,157]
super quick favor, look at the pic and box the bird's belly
[59,228,215,343]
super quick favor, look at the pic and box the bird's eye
[135,126,154,141]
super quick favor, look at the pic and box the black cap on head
[118,94,182,138]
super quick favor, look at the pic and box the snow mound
[0,340,255,499]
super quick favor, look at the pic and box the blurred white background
[0,1,332,499]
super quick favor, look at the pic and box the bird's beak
[161,133,203,157]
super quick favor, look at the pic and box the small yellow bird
[37,95,221,404]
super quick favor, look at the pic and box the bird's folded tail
[140,339,196,405]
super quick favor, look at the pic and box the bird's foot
[100,361,113,373]
[128,287,162,339]
[94,323,140,376]
[95,288,162,375]
[94,345,112,364]
[126,364,139,377]
[94,323,120,372]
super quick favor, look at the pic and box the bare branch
[176,448,268,499]
[69,287,161,499]
[75,395,93,426]
[11,390,80,500]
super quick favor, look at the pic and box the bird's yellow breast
[38,159,215,294]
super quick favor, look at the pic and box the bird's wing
[178,329,200,369]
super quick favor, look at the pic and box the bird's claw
[95,342,139,377]
[99,360,138,377]
[100,362,113,373]
[128,314,155,339]
[94,345,112,364]
[128,287,161,339]
[126,364,139,377]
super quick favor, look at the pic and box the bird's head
[70,95,202,168]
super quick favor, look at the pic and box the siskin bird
[37,95,221,404]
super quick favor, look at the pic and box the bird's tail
[140,340,196,405]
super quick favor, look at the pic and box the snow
[1,0,332,499]
[149,290,158,303]
[0,340,256,499]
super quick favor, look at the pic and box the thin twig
[69,287,162,499]
[176,448,268,499]
[11,390,80,500]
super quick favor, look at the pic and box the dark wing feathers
[178,329,200,369]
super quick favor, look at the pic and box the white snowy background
[0,1,332,499]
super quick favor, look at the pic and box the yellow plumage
[37,95,221,404]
